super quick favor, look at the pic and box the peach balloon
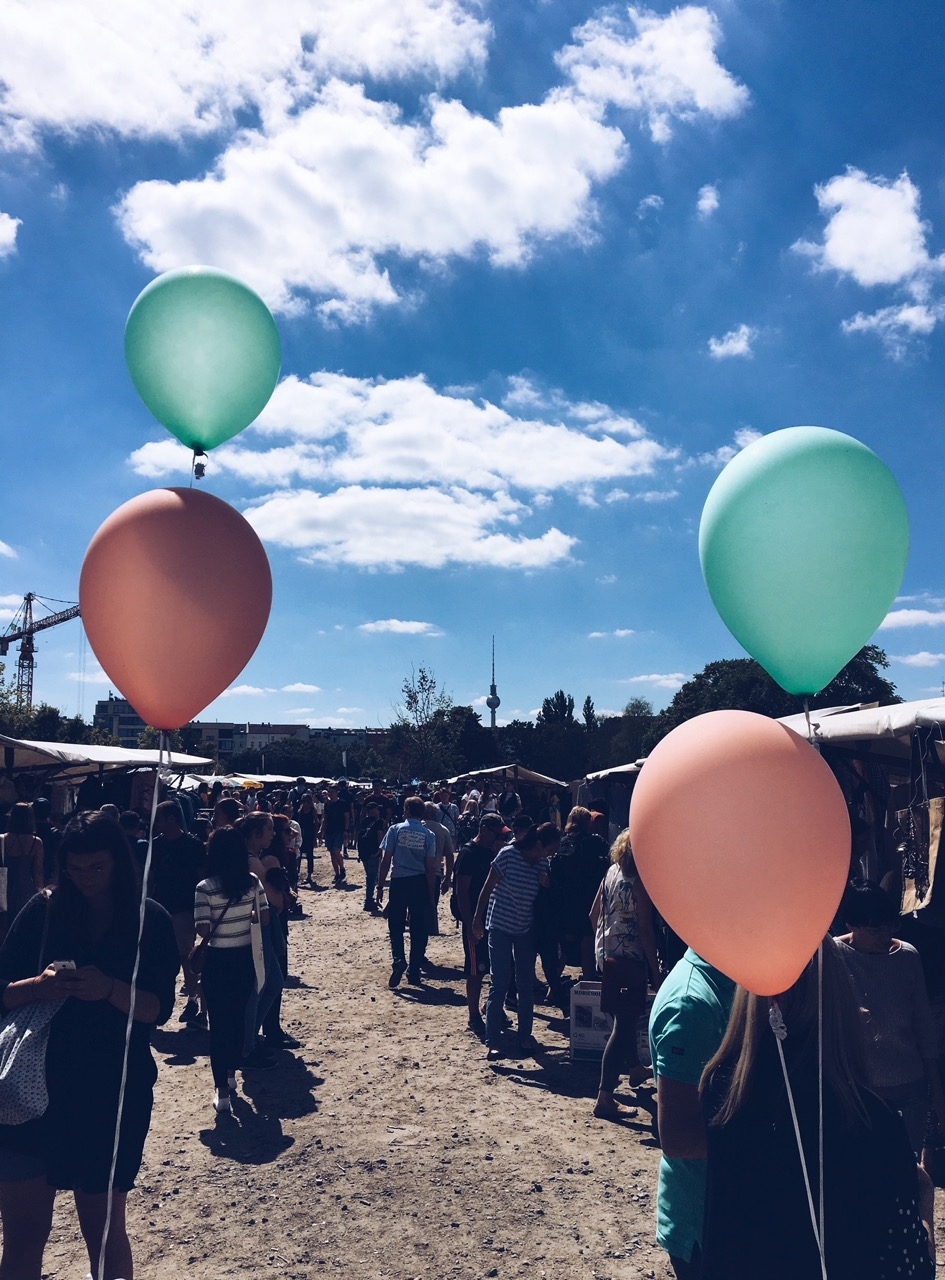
[80,488,272,730]
[629,710,850,996]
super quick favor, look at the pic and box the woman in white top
[194,827,267,1114]
[590,830,660,1119]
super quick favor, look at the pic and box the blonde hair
[701,935,870,1128]
[564,805,592,837]
[609,829,636,877]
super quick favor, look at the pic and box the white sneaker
[213,1089,232,1115]
[226,1073,237,1090]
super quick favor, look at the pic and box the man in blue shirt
[648,948,735,1280]
[377,796,438,989]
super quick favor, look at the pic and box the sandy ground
[31,851,945,1279]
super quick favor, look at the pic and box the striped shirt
[484,844,549,935]
[194,874,263,948]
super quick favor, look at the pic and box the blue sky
[1,1,944,732]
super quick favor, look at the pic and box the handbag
[0,998,66,1125]
[0,890,62,1125]
[250,886,266,994]
[189,897,234,976]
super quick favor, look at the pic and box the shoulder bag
[189,897,234,976]
[0,890,64,1125]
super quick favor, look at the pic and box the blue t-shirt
[382,818,436,878]
[648,948,735,1263]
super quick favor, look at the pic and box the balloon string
[98,733,164,1280]
[769,999,828,1279]
[817,943,825,1260]
[803,695,813,743]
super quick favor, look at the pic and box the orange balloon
[80,488,272,730]
[629,710,850,996]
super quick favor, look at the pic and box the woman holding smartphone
[0,810,179,1280]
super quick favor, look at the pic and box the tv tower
[485,636,501,731]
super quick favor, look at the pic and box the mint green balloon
[125,266,281,452]
[699,426,909,696]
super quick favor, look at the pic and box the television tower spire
[485,635,501,731]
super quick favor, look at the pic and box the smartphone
[50,960,76,971]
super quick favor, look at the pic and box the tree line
[0,646,901,783]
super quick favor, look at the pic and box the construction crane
[0,593,81,711]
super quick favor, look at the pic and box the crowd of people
[0,776,942,1278]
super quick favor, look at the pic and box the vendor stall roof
[447,764,566,789]
[0,734,212,780]
[778,698,945,746]
[584,761,646,782]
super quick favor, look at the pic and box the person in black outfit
[549,805,609,978]
[149,799,208,1025]
[454,815,508,1035]
[357,801,387,913]
[0,812,179,1280]
[700,935,935,1280]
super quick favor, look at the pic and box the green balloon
[699,426,910,696]
[125,266,281,452]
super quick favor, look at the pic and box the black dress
[702,1036,933,1280]
[0,892,179,1192]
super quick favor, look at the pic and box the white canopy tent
[0,734,212,782]
[779,698,945,766]
[448,763,567,789]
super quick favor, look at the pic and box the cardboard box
[569,981,655,1065]
[569,981,613,1061]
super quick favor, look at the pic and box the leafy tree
[644,646,901,751]
[537,690,575,725]
[387,667,464,780]
[623,696,655,717]
[582,695,598,733]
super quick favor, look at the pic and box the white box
[569,981,655,1065]
[569,980,613,1061]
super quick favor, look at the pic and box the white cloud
[129,371,681,569]
[637,193,663,218]
[880,609,945,630]
[557,5,749,143]
[622,671,687,690]
[0,213,20,258]
[697,183,719,217]
[221,683,277,696]
[794,169,937,287]
[247,484,577,569]
[793,168,945,353]
[131,372,675,494]
[335,706,364,714]
[841,301,945,360]
[588,628,636,638]
[891,652,945,668]
[698,426,761,467]
[0,541,16,558]
[282,682,322,693]
[68,668,111,684]
[117,82,628,319]
[285,707,317,716]
[108,5,744,318]
[358,619,444,635]
[597,573,618,585]
[0,0,490,150]
[708,323,756,359]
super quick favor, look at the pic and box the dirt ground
[33,851,945,1279]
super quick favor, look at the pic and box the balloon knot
[769,1000,787,1041]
